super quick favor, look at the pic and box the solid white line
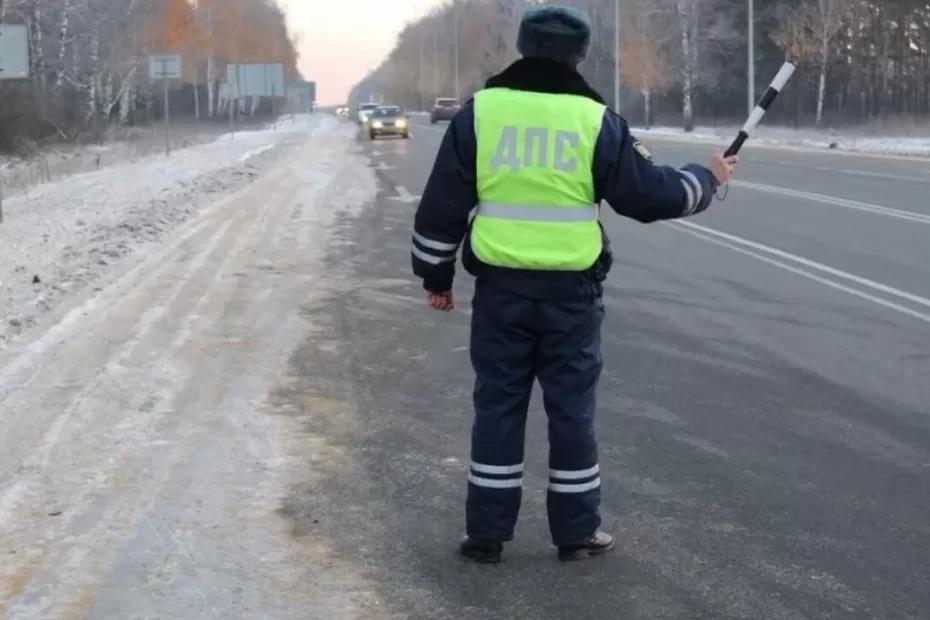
[668,222,930,324]
[676,220,930,309]
[837,168,930,184]
[413,124,446,133]
[732,179,930,225]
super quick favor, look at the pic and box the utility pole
[748,0,755,115]
[613,0,621,112]
[163,68,170,156]
[418,32,425,110]
[433,29,439,96]
[453,0,461,101]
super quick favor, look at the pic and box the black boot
[557,531,615,562]
[459,537,503,564]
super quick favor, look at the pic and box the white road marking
[388,185,421,203]
[732,179,930,225]
[668,220,930,324]
[837,168,930,184]
[413,124,446,134]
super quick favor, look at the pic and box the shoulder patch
[633,140,653,161]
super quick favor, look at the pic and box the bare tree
[620,0,676,128]
[676,0,698,131]
[810,0,854,125]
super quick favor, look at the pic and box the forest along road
[0,119,390,619]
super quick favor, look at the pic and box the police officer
[412,5,738,563]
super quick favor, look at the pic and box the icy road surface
[0,117,386,619]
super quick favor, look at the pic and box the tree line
[350,0,930,130]
[0,0,300,152]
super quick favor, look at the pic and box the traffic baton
[725,61,797,157]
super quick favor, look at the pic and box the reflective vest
[472,87,605,271]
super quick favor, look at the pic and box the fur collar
[483,58,606,105]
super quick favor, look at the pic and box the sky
[278,0,443,105]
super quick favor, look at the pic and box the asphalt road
[283,116,930,620]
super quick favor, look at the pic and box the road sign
[148,54,181,80]
[226,63,285,98]
[0,24,30,80]
[148,55,181,157]
[0,24,30,222]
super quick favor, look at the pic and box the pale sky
[279,0,443,105]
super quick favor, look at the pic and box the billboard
[287,81,316,104]
[226,63,285,98]
[0,24,29,80]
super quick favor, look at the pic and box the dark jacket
[412,57,717,300]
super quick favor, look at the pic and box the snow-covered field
[0,114,328,346]
[0,115,385,617]
[633,125,930,157]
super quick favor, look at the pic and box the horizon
[279,0,443,105]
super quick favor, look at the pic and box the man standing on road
[411,5,738,563]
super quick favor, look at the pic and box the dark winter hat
[517,5,592,65]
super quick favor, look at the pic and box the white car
[357,103,379,125]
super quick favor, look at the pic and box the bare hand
[708,150,739,185]
[427,291,455,312]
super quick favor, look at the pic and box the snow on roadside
[633,125,930,157]
[0,114,335,346]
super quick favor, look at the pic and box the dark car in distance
[369,106,410,140]
[430,98,461,124]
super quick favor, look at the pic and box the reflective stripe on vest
[477,202,599,222]
[471,88,606,271]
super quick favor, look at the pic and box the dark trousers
[466,281,604,547]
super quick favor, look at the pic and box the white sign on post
[148,54,181,80]
[0,24,30,80]
[0,24,30,223]
[148,54,181,157]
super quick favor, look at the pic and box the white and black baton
[725,61,797,157]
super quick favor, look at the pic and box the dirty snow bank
[0,114,335,346]
[633,125,930,157]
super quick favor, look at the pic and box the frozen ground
[0,115,388,618]
[633,124,930,157]
[0,117,286,197]
[0,115,324,346]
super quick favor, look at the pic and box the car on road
[357,103,379,125]
[430,98,461,124]
[368,106,410,140]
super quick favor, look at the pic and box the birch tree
[676,0,698,131]
[620,0,675,128]
[811,0,854,125]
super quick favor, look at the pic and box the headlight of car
[372,121,383,129]
[396,119,407,128]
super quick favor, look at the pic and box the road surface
[310,116,929,620]
[0,114,928,619]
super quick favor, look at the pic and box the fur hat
[517,5,592,65]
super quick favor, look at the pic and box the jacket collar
[483,58,606,105]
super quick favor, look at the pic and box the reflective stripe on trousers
[467,282,603,547]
